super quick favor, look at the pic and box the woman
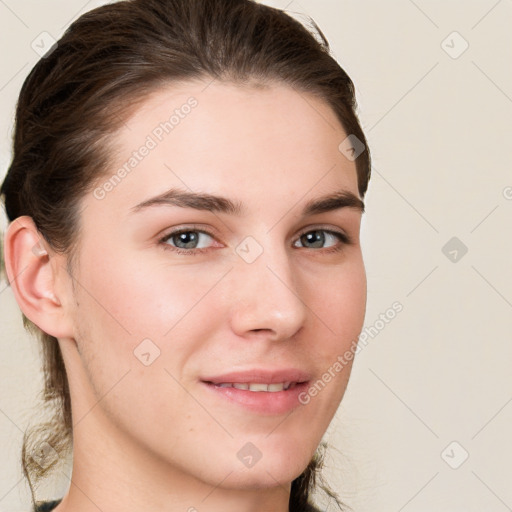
[0,0,371,511]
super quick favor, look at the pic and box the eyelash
[158,225,353,256]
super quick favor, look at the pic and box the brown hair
[0,0,371,510]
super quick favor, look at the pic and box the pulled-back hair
[0,1,371,510]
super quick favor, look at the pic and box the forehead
[90,80,359,214]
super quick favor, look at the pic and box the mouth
[207,381,300,392]
[200,370,311,414]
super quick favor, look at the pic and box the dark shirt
[33,498,322,511]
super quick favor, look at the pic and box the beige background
[1,1,511,511]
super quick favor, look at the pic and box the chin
[216,449,314,491]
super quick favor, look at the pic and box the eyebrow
[130,187,364,216]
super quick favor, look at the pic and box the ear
[3,216,75,339]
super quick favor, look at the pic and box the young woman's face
[62,80,366,491]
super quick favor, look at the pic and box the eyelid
[158,224,219,240]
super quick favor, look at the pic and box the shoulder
[33,499,62,512]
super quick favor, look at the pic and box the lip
[201,368,311,385]
[200,368,311,415]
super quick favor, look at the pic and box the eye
[293,229,351,252]
[159,226,351,256]
[160,228,217,254]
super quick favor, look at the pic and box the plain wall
[1,1,511,511]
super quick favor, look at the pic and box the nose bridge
[228,233,307,339]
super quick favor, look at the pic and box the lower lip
[201,381,309,415]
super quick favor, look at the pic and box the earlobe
[4,216,74,338]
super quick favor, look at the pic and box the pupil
[303,231,324,248]
[176,232,198,248]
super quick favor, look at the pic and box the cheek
[69,250,222,442]
[306,260,365,398]
[309,258,367,352]
[75,248,224,343]
[70,248,232,414]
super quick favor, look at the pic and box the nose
[228,240,308,342]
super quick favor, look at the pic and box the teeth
[267,383,285,392]
[215,382,294,392]
[249,383,270,392]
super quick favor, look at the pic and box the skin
[5,80,367,512]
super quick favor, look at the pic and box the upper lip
[201,368,312,385]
